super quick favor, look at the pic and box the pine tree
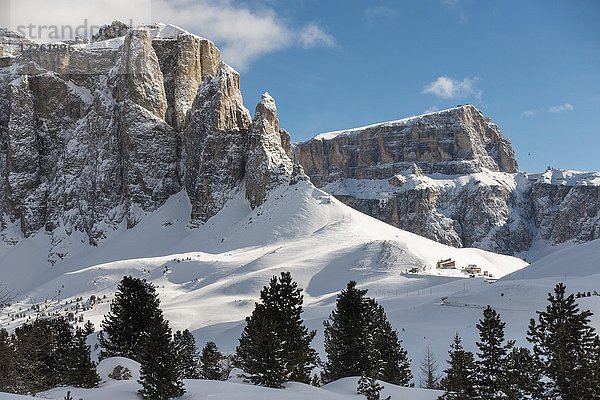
[504,347,543,400]
[173,329,200,379]
[419,345,441,389]
[236,272,318,388]
[0,328,16,392]
[323,281,411,385]
[83,320,95,336]
[357,375,391,400]
[323,281,376,382]
[13,317,74,393]
[98,276,162,361]
[475,306,512,400]
[439,333,477,400]
[588,336,600,399]
[370,301,412,385]
[527,282,600,399]
[237,313,286,387]
[138,314,185,400]
[200,341,224,380]
[68,327,101,388]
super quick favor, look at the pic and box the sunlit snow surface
[1,180,598,399]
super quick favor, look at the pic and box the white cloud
[548,103,574,113]
[522,103,574,117]
[365,6,398,25]
[298,23,336,49]
[522,110,538,118]
[6,0,336,71]
[422,76,481,100]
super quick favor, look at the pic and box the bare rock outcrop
[112,28,168,120]
[0,22,299,262]
[296,105,517,186]
[296,107,600,258]
[245,93,294,209]
[184,62,251,222]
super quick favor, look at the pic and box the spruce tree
[323,281,375,382]
[357,375,391,400]
[527,282,600,399]
[439,333,477,400]
[68,327,101,388]
[504,347,543,400]
[323,281,411,385]
[173,329,200,379]
[237,313,286,387]
[98,276,162,361]
[0,328,16,392]
[200,341,224,380]
[13,317,74,393]
[138,314,185,400]
[419,345,440,389]
[236,272,318,388]
[370,301,412,385]
[475,306,512,400]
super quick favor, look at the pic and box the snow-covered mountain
[0,21,302,265]
[1,20,599,400]
[296,106,600,261]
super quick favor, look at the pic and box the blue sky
[233,0,600,173]
[7,0,600,172]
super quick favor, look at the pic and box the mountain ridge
[295,105,600,260]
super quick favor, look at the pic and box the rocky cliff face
[296,106,517,186]
[0,22,302,262]
[296,108,600,259]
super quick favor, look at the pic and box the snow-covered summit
[314,105,474,141]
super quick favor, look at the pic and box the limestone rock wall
[0,23,302,262]
[297,108,599,258]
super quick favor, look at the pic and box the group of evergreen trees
[97,276,226,400]
[439,283,600,399]
[2,273,597,400]
[0,317,99,394]
[235,276,412,390]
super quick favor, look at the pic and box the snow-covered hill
[1,181,598,399]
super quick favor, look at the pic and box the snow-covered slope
[1,376,443,400]
[1,180,598,399]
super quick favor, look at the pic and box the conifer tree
[0,328,16,392]
[370,301,412,385]
[357,375,391,400]
[173,329,200,379]
[419,345,441,389]
[98,276,162,361]
[475,306,512,400]
[323,281,375,382]
[236,272,318,388]
[527,283,600,399]
[323,281,411,385]
[439,333,477,400]
[68,327,101,388]
[138,314,185,400]
[13,317,74,393]
[83,320,95,336]
[200,341,224,380]
[237,312,286,387]
[504,347,543,400]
